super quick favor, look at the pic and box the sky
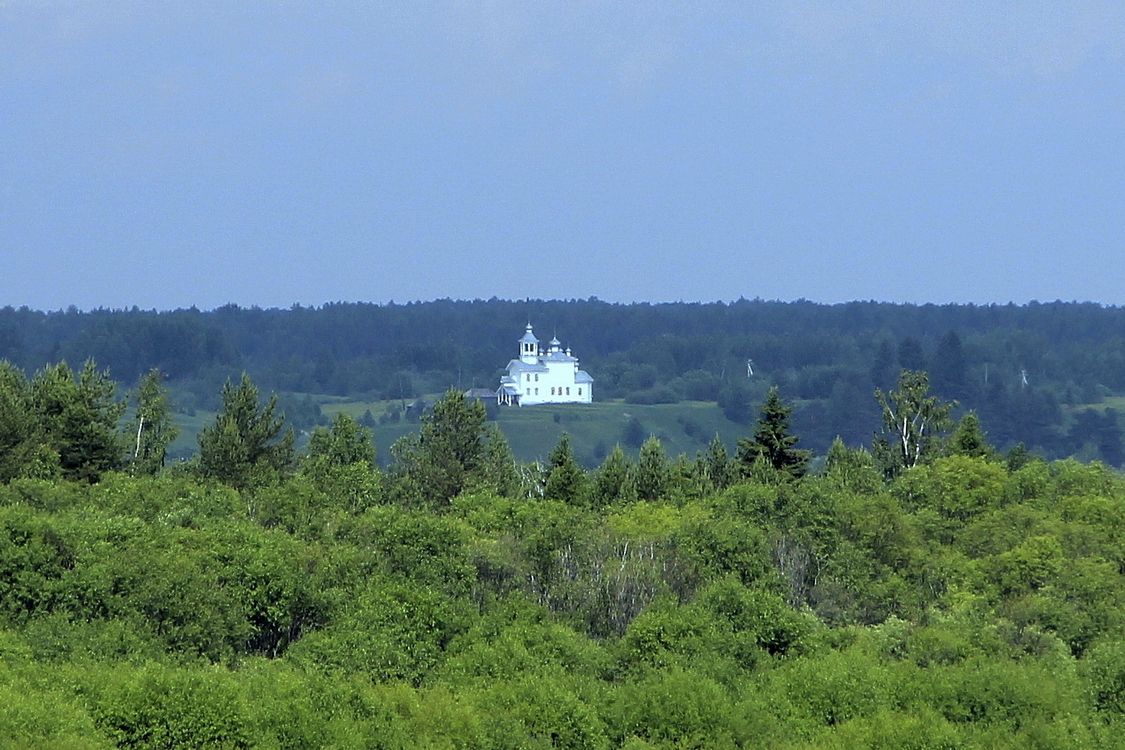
[2,2,1124,310]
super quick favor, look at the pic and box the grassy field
[1094,395,1125,411]
[166,409,216,462]
[1063,395,1125,418]
[169,395,751,468]
[325,397,748,466]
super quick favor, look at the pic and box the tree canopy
[198,373,294,489]
[737,386,810,479]
[3,299,1124,464]
[0,360,1121,748]
[875,370,954,477]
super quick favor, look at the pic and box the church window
[525,374,530,382]
[534,374,539,382]
[566,387,570,395]
[578,388,583,396]
[535,388,539,395]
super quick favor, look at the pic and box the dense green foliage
[0,380,1121,747]
[737,386,810,480]
[197,374,295,490]
[125,369,179,477]
[0,359,124,483]
[2,299,1124,462]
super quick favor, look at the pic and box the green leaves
[0,362,41,483]
[392,389,489,507]
[0,355,1122,749]
[89,664,251,750]
[304,412,375,474]
[0,360,127,484]
[197,373,293,490]
[635,437,670,501]
[875,370,954,477]
[125,369,178,477]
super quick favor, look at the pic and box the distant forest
[1,299,1123,465]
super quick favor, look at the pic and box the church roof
[506,359,549,373]
[575,370,594,383]
[519,324,539,345]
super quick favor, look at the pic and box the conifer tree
[393,388,487,506]
[304,412,376,472]
[931,331,969,400]
[590,444,635,508]
[0,361,39,482]
[737,387,810,480]
[635,436,670,501]
[948,411,992,459]
[198,373,294,489]
[302,411,381,511]
[824,437,881,493]
[544,433,586,504]
[30,360,124,483]
[475,424,522,497]
[699,434,733,491]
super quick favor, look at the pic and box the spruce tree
[477,424,521,497]
[0,362,34,482]
[544,433,586,504]
[590,444,635,508]
[931,331,969,401]
[737,386,810,480]
[635,436,670,501]
[392,388,488,506]
[30,360,124,483]
[699,434,733,491]
[948,411,992,459]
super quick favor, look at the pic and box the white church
[497,324,594,406]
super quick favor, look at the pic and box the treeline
[1,299,1124,461]
[0,373,1122,747]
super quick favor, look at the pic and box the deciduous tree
[126,369,179,476]
[874,370,953,477]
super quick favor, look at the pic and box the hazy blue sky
[3,2,1123,310]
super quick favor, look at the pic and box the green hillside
[321,398,748,467]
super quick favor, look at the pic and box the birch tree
[874,370,953,476]
[127,369,179,476]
